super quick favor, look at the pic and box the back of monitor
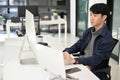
[24,9,66,79]
[25,9,37,47]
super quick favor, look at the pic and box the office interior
[0,0,120,80]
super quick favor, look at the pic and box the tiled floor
[0,31,120,80]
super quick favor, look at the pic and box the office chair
[73,38,119,80]
[92,38,118,80]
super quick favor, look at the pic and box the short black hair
[90,3,110,16]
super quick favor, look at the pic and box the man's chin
[91,24,96,27]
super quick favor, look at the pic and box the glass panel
[57,0,66,6]
[0,0,7,5]
[9,0,27,5]
[112,0,120,57]
[0,8,7,15]
[76,0,89,37]
[9,8,18,17]
[29,0,47,5]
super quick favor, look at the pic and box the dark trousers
[95,72,109,80]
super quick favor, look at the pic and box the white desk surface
[6,18,67,46]
[3,38,49,80]
[40,18,67,25]
[4,37,24,65]
[3,61,49,80]
[4,62,100,80]
[3,37,100,80]
[6,20,22,38]
[40,18,67,46]
[65,64,100,80]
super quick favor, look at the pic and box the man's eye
[94,15,97,17]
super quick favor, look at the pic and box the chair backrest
[93,38,119,80]
[107,38,118,66]
[112,38,119,52]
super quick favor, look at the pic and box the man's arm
[77,39,114,67]
[63,39,82,54]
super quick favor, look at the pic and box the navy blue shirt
[64,25,114,70]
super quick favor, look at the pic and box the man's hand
[63,51,75,64]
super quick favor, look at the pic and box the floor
[0,31,120,80]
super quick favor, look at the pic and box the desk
[40,19,67,45]
[3,37,49,80]
[3,37,100,80]
[6,19,67,46]
[4,61,100,80]
[3,61,49,80]
[6,20,22,37]
[65,64,100,80]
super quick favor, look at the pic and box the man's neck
[95,23,105,31]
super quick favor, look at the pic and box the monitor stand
[19,35,38,65]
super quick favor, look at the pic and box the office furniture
[65,64,100,80]
[4,60,49,80]
[6,18,67,41]
[6,19,35,38]
[4,37,24,65]
[3,37,100,80]
[40,18,67,44]
[4,61,100,80]
[6,20,22,37]
[93,38,119,80]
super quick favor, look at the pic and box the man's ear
[102,15,107,21]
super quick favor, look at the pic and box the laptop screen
[40,13,51,20]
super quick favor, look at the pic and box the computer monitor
[25,9,37,47]
[18,6,39,17]
[24,9,66,79]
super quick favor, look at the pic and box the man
[63,3,114,80]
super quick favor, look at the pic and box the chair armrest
[92,65,111,80]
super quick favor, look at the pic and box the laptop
[40,13,51,20]
[24,9,81,80]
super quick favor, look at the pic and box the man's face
[90,11,106,27]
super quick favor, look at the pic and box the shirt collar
[91,24,108,37]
